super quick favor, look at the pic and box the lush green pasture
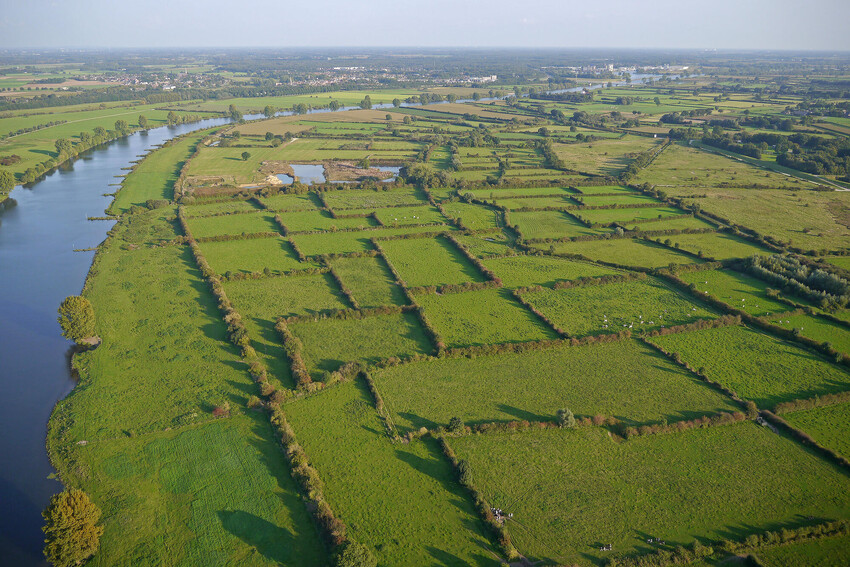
[495,195,575,210]
[825,256,850,272]
[185,211,280,238]
[112,130,212,213]
[322,188,426,210]
[440,201,502,230]
[49,244,250,440]
[541,238,700,268]
[451,424,850,565]
[292,225,453,257]
[662,186,850,251]
[579,206,687,225]
[380,236,485,287]
[578,194,662,206]
[186,146,283,184]
[625,215,716,231]
[665,232,773,259]
[635,144,801,188]
[374,338,739,432]
[183,199,261,217]
[527,278,715,336]
[484,254,620,288]
[553,136,663,175]
[453,231,514,258]
[652,325,850,407]
[290,312,431,376]
[283,381,498,565]
[756,532,850,566]
[279,209,378,232]
[465,186,572,199]
[769,313,850,354]
[417,288,559,347]
[63,415,326,567]
[512,210,609,239]
[372,205,447,226]
[783,402,850,460]
[680,268,797,316]
[225,273,348,320]
[276,138,421,162]
[331,255,406,308]
[198,237,316,275]
[259,193,320,211]
[574,185,638,195]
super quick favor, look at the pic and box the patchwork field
[539,238,700,268]
[185,211,280,238]
[198,236,316,275]
[680,268,797,316]
[380,236,485,287]
[512,210,610,239]
[484,254,621,288]
[782,401,850,459]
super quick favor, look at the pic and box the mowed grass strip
[185,211,280,238]
[417,288,559,347]
[484,254,621,288]
[284,381,498,566]
[538,238,700,268]
[450,424,850,565]
[783,401,850,460]
[512,210,610,239]
[72,414,326,567]
[380,236,485,287]
[331,255,407,308]
[680,268,795,317]
[290,312,432,377]
[523,278,715,337]
[651,325,850,408]
[199,237,318,275]
[373,339,739,433]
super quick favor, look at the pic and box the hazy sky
[1,0,848,51]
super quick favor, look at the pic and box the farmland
[36,52,850,567]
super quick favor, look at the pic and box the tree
[360,95,372,110]
[654,97,661,106]
[334,540,377,567]
[228,104,242,121]
[241,151,251,161]
[57,296,96,343]
[138,115,148,129]
[54,138,72,156]
[167,111,178,125]
[263,105,276,118]
[114,120,128,133]
[265,131,275,141]
[392,98,401,108]
[557,408,576,428]
[447,416,464,433]
[42,488,104,567]
[472,92,481,101]
[385,114,392,121]
[329,100,341,111]
[0,167,15,192]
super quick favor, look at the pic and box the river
[0,73,667,564]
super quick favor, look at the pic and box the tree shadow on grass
[218,510,296,564]
[425,545,494,567]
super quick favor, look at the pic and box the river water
[0,73,666,564]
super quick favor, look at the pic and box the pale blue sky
[1,0,848,50]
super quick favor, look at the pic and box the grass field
[755,532,850,566]
[652,325,850,408]
[579,206,688,225]
[290,312,431,376]
[440,201,502,230]
[538,238,700,268]
[680,268,797,316]
[380,236,485,287]
[374,338,739,432]
[330,255,406,308]
[573,185,638,195]
[623,215,717,232]
[372,205,447,226]
[665,231,773,259]
[48,244,251,440]
[769,313,850,354]
[185,211,280,238]
[453,231,514,258]
[291,225,453,257]
[450,424,850,565]
[553,136,663,175]
[484,254,621,288]
[62,415,326,567]
[578,194,662,206]
[523,278,716,337]
[258,193,320,211]
[183,199,261,217]
[322,188,426,210]
[783,401,850,460]
[199,236,317,275]
[512,210,610,239]
[417,288,560,347]
[283,381,498,565]
[278,209,377,232]
[225,272,348,320]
